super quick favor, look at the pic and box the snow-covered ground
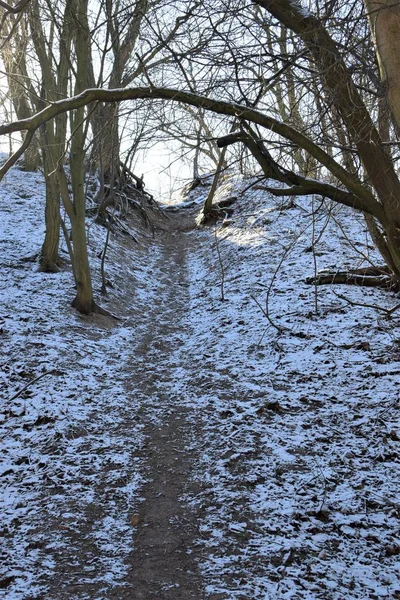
[1,163,399,599]
[181,176,400,599]
[0,163,154,598]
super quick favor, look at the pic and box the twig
[330,211,380,270]
[8,369,63,402]
[364,490,400,510]
[251,220,313,336]
[376,395,400,418]
[332,290,400,317]
[264,232,304,333]
[239,175,266,196]
[317,466,328,514]
[214,227,226,301]
[311,195,319,315]
[101,204,117,295]
[136,52,155,88]
[250,293,287,334]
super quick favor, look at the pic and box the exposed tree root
[20,253,39,263]
[71,296,121,319]
[198,208,222,226]
[93,161,168,233]
[38,260,61,273]
[38,253,71,273]
[306,265,399,291]
[198,198,236,226]
[92,303,121,320]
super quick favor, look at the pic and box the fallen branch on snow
[8,369,64,403]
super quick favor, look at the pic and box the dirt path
[124,411,204,599]
[40,224,210,599]
[122,230,207,599]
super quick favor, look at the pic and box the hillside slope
[1,166,399,599]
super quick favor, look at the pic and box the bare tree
[0,17,41,171]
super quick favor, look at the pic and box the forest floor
[1,165,400,600]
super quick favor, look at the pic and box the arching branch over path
[217,130,366,212]
[0,85,383,221]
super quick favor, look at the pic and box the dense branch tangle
[0,85,382,219]
[0,0,30,14]
[253,0,400,277]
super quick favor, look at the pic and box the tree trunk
[38,121,65,272]
[91,103,120,180]
[202,146,228,218]
[70,212,95,314]
[364,0,400,130]
[22,139,41,171]
[363,0,400,274]
[68,0,95,313]
[39,166,60,272]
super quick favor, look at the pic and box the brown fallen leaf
[130,514,140,526]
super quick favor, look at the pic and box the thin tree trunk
[68,0,95,313]
[39,166,60,272]
[91,103,120,180]
[38,121,65,271]
[0,21,41,170]
[70,212,95,314]
[202,146,228,218]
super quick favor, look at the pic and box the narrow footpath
[122,230,208,599]
[42,222,213,599]
[3,170,399,600]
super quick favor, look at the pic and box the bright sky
[130,144,192,203]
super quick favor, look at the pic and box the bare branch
[0,129,34,178]
[0,0,30,15]
[0,85,383,221]
[217,129,376,215]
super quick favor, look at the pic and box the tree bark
[364,0,400,130]
[202,145,228,219]
[89,0,148,178]
[67,0,94,313]
[90,102,120,179]
[39,149,60,272]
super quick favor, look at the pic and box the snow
[1,162,400,598]
[0,163,150,597]
[180,174,400,598]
